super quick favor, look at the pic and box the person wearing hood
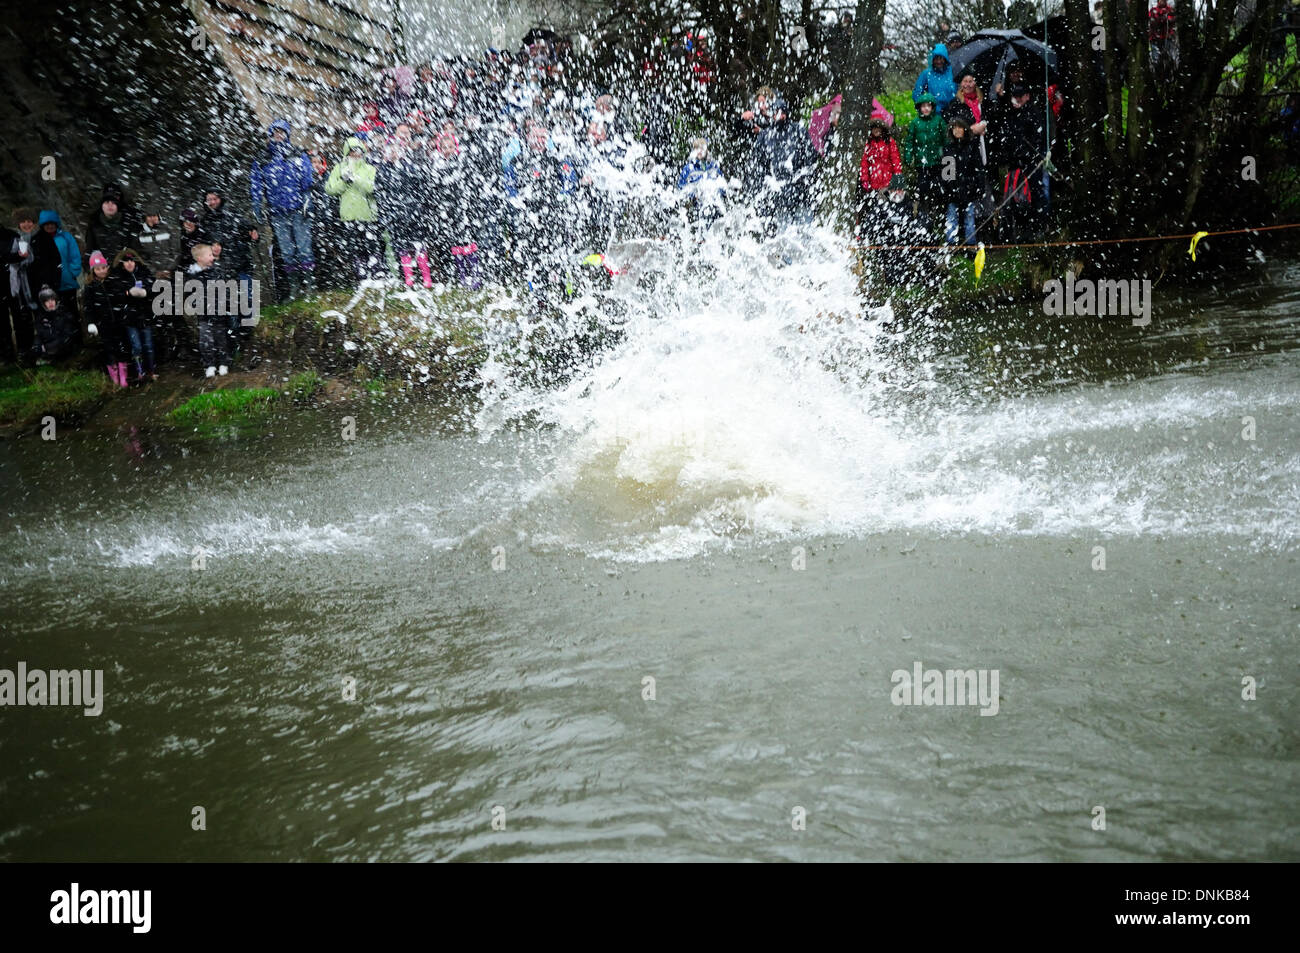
[809,95,842,157]
[30,286,81,364]
[83,185,140,271]
[324,137,379,281]
[748,97,819,227]
[903,93,948,228]
[913,43,957,109]
[2,207,40,363]
[83,249,130,387]
[31,210,82,322]
[251,118,317,298]
[859,117,902,196]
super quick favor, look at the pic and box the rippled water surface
[1,241,1297,861]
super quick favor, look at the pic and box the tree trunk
[829,0,886,227]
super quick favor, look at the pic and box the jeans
[271,210,314,272]
[125,325,153,364]
[945,202,978,245]
[197,318,230,368]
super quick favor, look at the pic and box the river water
[1,232,1297,861]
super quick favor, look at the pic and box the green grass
[167,387,279,427]
[284,369,324,401]
[878,89,919,134]
[0,366,112,429]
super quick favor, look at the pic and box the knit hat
[113,248,140,268]
[89,250,109,269]
[887,174,907,192]
[101,185,123,204]
[180,208,199,222]
[37,285,57,304]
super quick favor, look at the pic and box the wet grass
[284,369,324,401]
[0,365,112,430]
[168,387,279,429]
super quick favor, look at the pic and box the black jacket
[84,275,129,361]
[200,198,254,275]
[32,305,81,359]
[941,135,986,206]
[749,118,819,209]
[108,265,153,328]
[998,102,1054,171]
[84,209,141,269]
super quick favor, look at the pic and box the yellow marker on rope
[973,243,986,285]
[1188,231,1209,261]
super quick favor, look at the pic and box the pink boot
[116,363,130,388]
[416,251,433,288]
[400,254,416,287]
[106,365,120,387]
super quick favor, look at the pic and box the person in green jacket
[902,93,947,229]
[325,137,378,281]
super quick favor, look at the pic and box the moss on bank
[0,366,112,430]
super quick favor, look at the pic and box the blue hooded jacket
[250,119,315,214]
[913,43,957,108]
[37,210,83,291]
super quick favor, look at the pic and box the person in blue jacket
[32,210,83,322]
[677,137,727,223]
[913,43,957,109]
[251,118,316,298]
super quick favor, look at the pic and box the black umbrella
[522,28,560,48]
[948,29,1060,96]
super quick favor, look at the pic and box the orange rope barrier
[855,222,1300,251]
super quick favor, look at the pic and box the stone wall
[0,0,395,235]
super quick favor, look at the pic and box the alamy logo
[0,662,103,716]
[151,272,260,326]
[1042,270,1151,326]
[50,883,150,933]
[890,661,1000,716]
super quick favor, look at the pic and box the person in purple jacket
[251,118,316,298]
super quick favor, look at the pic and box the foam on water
[4,226,1297,572]
[467,222,1300,560]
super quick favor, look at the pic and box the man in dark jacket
[83,184,141,271]
[748,97,818,227]
[135,208,179,278]
[201,188,259,348]
[251,118,316,297]
[996,86,1053,241]
[200,188,258,279]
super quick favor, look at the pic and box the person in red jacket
[860,117,902,195]
[1149,0,1176,68]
